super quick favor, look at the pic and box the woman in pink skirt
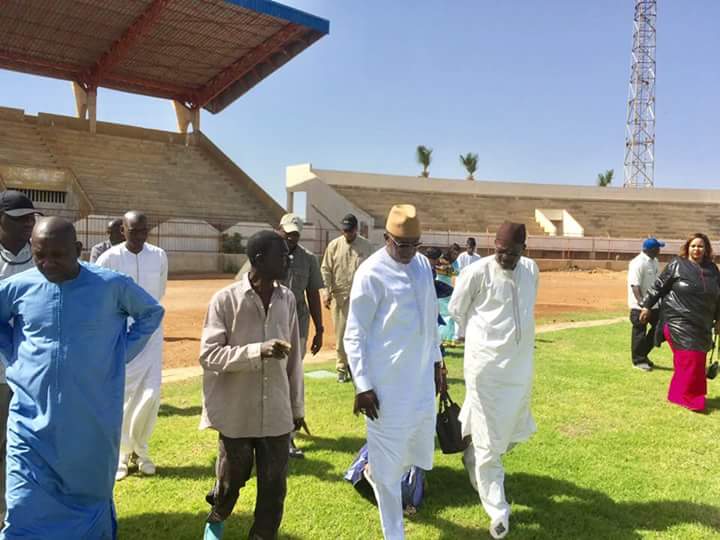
[639,233,720,411]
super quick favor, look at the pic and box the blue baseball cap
[642,237,665,250]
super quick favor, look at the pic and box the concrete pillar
[72,83,97,134]
[87,90,97,135]
[286,190,294,213]
[172,101,200,145]
[72,82,88,119]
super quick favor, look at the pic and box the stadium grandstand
[286,164,720,266]
[0,0,328,272]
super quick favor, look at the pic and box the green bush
[221,232,244,254]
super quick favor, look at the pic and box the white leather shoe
[137,457,156,476]
[115,461,129,481]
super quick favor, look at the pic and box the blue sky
[1,1,718,205]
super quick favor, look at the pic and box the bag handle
[439,389,456,408]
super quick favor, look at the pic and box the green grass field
[115,322,720,539]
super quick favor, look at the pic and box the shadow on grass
[412,468,720,539]
[158,404,203,417]
[650,365,673,372]
[287,435,367,483]
[703,397,720,414]
[157,465,213,480]
[506,472,720,539]
[118,511,303,540]
[297,435,366,454]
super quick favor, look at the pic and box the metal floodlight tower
[624,0,656,188]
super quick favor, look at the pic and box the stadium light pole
[624,0,656,188]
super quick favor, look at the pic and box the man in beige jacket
[200,230,303,540]
[321,214,374,382]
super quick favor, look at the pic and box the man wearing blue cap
[628,238,665,371]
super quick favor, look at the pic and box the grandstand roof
[286,164,720,203]
[0,0,329,113]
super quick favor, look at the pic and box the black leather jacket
[641,257,720,351]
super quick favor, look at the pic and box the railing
[11,204,689,262]
[73,214,274,255]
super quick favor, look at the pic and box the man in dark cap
[199,230,303,540]
[320,213,374,382]
[0,190,42,516]
[89,218,124,263]
[448,222,539,540]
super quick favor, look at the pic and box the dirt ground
[162,270,629,369]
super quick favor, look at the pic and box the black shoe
[289,438,304,459]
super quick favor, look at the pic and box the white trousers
[120,333,162,460]
[120,384,160,460]
[463,442,511,524]
[371,476,405,540]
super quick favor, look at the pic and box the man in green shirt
[276,213,324,458]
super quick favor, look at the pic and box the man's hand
[293,417,305,432]
[638,308,651,325]
[354,390,380,420]
[261,339,292,359]
[435,362,448,396]
[310,331,323,355]
[323,294,332,310]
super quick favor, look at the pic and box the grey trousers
[0,383,11,518]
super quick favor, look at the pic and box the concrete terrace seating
[0,118,56,167]
[43,126,271,223]
[563,201,720,239]
[334,186,720,239]
[334,186,547,236]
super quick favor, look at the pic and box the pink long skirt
[664,324,707,411]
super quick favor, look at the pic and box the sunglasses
[388,236,423,250]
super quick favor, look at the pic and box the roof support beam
[191,23,305,109]
[102,74,190,102]
[0,50,80,81]
[78,0,172,89]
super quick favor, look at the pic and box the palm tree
[460,152,479,180]
[597,169,614,187]
[416,145,432,178]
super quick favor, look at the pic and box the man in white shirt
[456,237,481,271]
[97,210,168,479]
[0,190,42,517]
[628,238,664,372]
[448,222,539,540]
[345,204,445,540]
[453,237,482,343]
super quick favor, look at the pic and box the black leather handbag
[436,390,468,454]
[707,334,719,380]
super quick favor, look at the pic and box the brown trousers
[206,433,290,540]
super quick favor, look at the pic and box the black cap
[341,213,358,231]
[0,190,42,218]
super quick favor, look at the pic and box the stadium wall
[287,164,720,259]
